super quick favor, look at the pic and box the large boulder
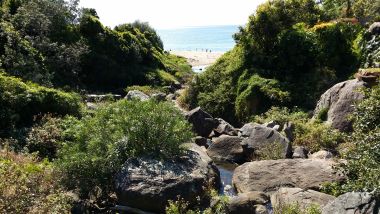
[185,107,219,137]
[125,90,150,101]
[227,191,270,214]
[313,79,367,132]
[233,159,343,194]
[207,135,248,163]
[239,123,256,137]
[271,188,336,211]
[241,124,292,159]
[214,118,238,136]
[322,192,379,214]
[114,143,220,213]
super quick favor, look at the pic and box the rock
[125,90,150,101]
[151,93,166,102]
[271,187,336,211]
[233,159,343,194]
[185,107,219,137]
[369,22,380,35]
[264,121,279,129]
[310,150,334,159]
[239,123,256,137]
[283,122,295,142]
[292,146,308,159]
[241,124,292,159]
[193,136,209,148]
[86,94,121,102]
[322,192,378,214]
[207,135,248,163]
[214,118,238,136]
[227,191,270,214]
[86,102,98,110]
[115,143,220,213]
[273,125,280,131]
[166,93,176,101]
[313,79,367,132]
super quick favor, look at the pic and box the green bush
[56,100,193,197]
[0,149,72,213]
[0,72,82,136]
[125,85,167,95]
[25,115,65,160]
[274,202,321,214]
[336,85,380,195]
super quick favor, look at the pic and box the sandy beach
[171,51,224,67]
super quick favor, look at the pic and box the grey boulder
[322,192,379,214]
[313,79,367,132]
[271,187,335,212]
[207,135,248,163]
[227,191,270,214]
[241,124,292,159]
[185,107,219,137]
[233,159,344,194]
[125,90,150,101]
[114,143,220,213]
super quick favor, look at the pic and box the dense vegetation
[0,0,192,92]
[0,0,379,212]
[184,0,378,125]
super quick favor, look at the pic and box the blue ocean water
[157,25,239,52]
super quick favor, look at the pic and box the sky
[79,0,266,29]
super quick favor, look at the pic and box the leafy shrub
[235,73,290,121]
[56,100,193,197]
[25,115,64,159]
[274,202,321,214]
[336,85,380,195]
[0,72,82,136]
[256,141,285,160]
[166,190,229,214]
[0,149,72,213]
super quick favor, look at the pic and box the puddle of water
[214,161,238,196]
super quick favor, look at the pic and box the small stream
[214,161,238,196]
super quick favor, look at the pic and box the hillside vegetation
[184,0,378,125]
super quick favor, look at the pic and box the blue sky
[79,0,266,29]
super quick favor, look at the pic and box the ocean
[157,25,239,52]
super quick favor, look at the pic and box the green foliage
[254,107,344,153]
[256,141,286,160]
[236,73,290,121]
[337,85,380,195]
[56,100,193,197]
[0,72,82,136]
[321,0,380,23]
[25,115,64,160]
[185,0,362,124]
[274,202,321,214]
[0,149,72,213]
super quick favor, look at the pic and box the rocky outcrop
[322,192,379,214]
[185,107,219,137]
[214,118,238,136]
[271,188,335,211]
[125,90,150,101]
[239,123,256,137]
[233,159,343,194]
[207,135,247,163]
[310,150,334,159]
[241,124,292,159]
[151,93,167,102]
[227,191,270,214]
[114,143,220,213]
[292,146,308,159]
[314,79,367,132]
[193,136,209,148]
